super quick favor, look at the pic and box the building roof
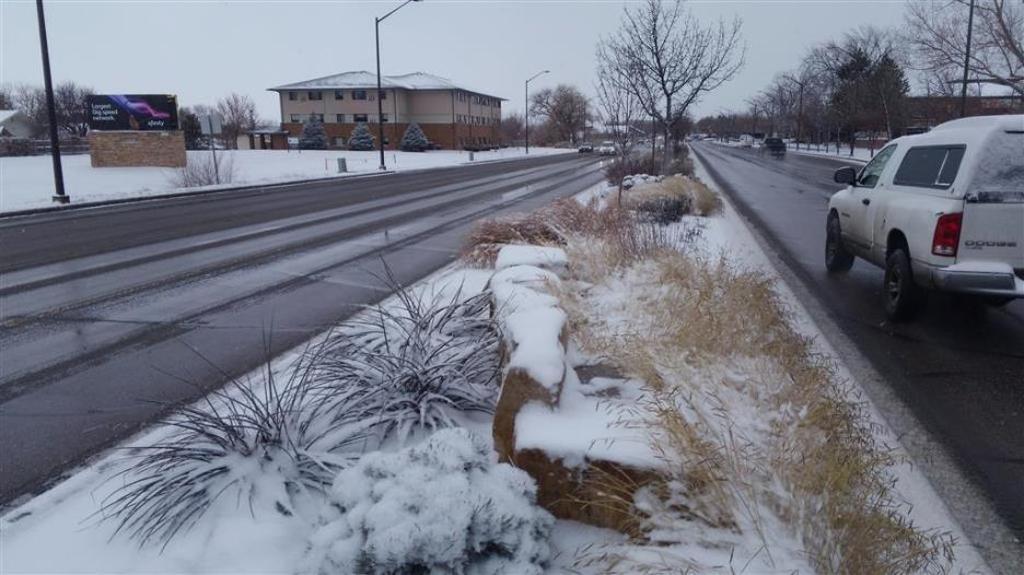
[269,71,505,100]
[0,110,25,124]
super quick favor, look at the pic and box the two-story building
[269,71,504,149]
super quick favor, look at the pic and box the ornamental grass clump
[312,277,502,444]
[99,354,365,549]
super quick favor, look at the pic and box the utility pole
[960,0,976,118]
[374,0,421,171]
[524,69,549,154]
[35,0,67,204]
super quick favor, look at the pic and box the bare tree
[599,0,745,170]
[12,85,47,137]
[500,113,525,146]
[595,54,643,202]
[53,81,94,137]
[216,93,261,149]
[906,0,1024,96]
[528,84,589,145]
[0,84,13,110]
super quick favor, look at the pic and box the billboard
[88,94,179,131]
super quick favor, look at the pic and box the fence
[0,138,90,157]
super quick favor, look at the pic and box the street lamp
[524,69,549,155]
[35,0,67,204]
[375,0,422,171]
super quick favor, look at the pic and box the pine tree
[400,122,431,152]
[348,123,376,151]
[299,115,327,150]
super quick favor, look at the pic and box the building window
[354,113,368,123]
[309,113,324,121]
[336,114,346,123]
[379,91,387,100]
[381,113,389,123]
[353,90,367,100]
[290,114,302,123]
[289,92,297,101]
[308,91,322,101]
[334,91,344,100]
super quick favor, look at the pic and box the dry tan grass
[559,244,955,574]
[460,212,564,266]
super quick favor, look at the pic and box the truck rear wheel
[825,214,855,273]
[884,248,923,321]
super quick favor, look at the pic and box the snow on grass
[0,147,571,213]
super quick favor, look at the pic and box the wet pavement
[0,153,604,504]
[693,142,1024,549]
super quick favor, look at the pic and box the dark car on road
[761,137,786,158]
[578,143,594,153]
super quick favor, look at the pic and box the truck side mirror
[834,166,858,185]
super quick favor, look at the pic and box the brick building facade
[270,71,503,150]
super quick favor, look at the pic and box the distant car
[597,141,617,156]
[762,137,786,157]
[578,143,594,153]
[825,114,1024,320]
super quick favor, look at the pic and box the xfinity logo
[964,240,1018,249]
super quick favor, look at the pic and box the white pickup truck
[825,114,1023,320]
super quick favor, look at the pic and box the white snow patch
[0,147,571,213]
[495,244,568,272]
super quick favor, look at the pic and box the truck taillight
[932,212,962,257]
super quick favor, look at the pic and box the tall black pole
[375,17,386,170]
[35,0,67,204]
[524,81,529,154]
[960,0,975,118]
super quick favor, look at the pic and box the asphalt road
[0,152,604,505]
[692,142,1024,552]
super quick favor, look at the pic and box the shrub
[299,115,328,150]
[461,213,564,266]
[171,153,235,188]
[0,137,34,157]
[399,122,430,152]
[605,155,659,186]
[312,277,501,444]
[99,356,365,548]
[302,428,554,575]
[348,123,375,151]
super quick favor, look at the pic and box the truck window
[893,145,966,189]
[857,144,896,188]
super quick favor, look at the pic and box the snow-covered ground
[0,147,571,213]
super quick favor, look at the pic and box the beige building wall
[276,86,503,149]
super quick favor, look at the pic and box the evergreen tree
[179,108,205,150]
[869,54,910,138]
[399,122,431,152]
[348,123,376,151]
[299,115,328,149]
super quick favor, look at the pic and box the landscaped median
[0,171,988,574]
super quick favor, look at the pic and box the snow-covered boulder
[487,264,568,460]
[302,428,553,575]
[494,245,568,274]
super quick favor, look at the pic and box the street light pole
[374,0,421,171]
[959,0,976,118]
[35,0,67,204]
[524,69,549,155]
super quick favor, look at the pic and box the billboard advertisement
[88,94,179,131]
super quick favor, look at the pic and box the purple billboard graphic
[88,94,179,131]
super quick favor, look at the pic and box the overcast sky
[2,0,907,121]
